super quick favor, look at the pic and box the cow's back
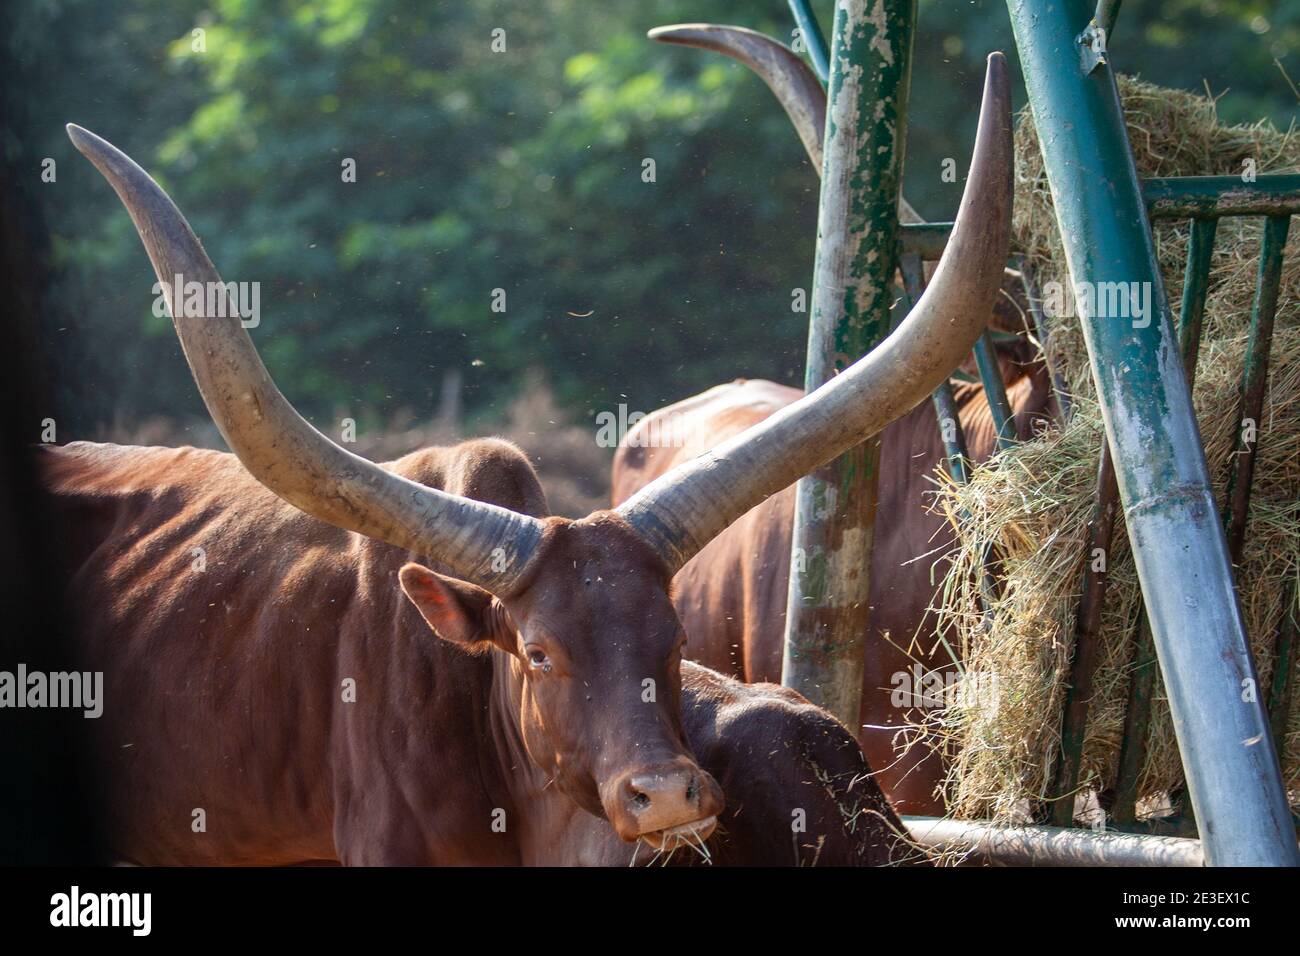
[39,441,517,865]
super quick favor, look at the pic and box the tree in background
[5,0,1295,440]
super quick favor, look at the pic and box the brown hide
[612,368,1053,814]
[41,440,909,865]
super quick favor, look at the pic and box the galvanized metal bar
[788,0,830,85]
[972,332,1017,450]
[781,0,916,726]
[1144,175,1300,220]
[1016,255,1074,421]
[902,815,1205,867]
[1109,217,1220,828]
[1224,215,1290,562]
[1007,0,1299,866]
[1176,217,1219,382]
[899,253,971,483]
[1050,447,1120,826]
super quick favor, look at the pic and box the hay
[926,76,1300,823]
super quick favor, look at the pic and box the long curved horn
[648,24,824,170]
[617,53,1012,574]
[648,23,922,224]
[66,124,543,595]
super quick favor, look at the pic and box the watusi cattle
[45,49,1010,863]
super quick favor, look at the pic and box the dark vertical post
[1007,0,1298,865]
[781,0,916,727]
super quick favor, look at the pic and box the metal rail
[1055,200,1298,831]
[1144,175,1300,219]
[1007,0,1298,866]
[903,816,1205,867]
[775,5,1298,861]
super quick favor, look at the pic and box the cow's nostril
[631,790,651,810]
[685,778,699,802]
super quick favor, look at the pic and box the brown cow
[615,26,1056,815]
[41,440,912,865]
[50,51,1008,864]
[611,368,1053,816]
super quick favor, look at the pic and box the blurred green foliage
[5,0,1296,437]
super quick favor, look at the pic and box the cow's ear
[398,563,516,655]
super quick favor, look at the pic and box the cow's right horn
[66,124,544,595]
[617,52,1013,575]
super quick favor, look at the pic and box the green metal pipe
[1145,175,1300,219]
[788,0,830,85]
[910,176,1300,248]
[900,253,971,482]
[1095,0,1123,39]
[781,0,916,726]
[972,332,1017,450]
[1176,217,1219,381]
[1111,216,1220,827]
[1007,0,1298,866]
[1111,616,1158,825]
[1224,215,1290,562]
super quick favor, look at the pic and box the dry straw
[925,76,1299,823]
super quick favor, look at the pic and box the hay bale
[927,75,1300,823]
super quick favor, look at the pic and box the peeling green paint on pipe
[781,0,916,726]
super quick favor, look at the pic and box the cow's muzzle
[603,757,724,848]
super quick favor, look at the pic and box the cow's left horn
[617,52,1013,574]
[66,123,544,595]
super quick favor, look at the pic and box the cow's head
[66,52,1010,851]
[396,514,720,847]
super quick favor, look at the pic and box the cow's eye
[526,647,550,670]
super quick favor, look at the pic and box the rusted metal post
[781,0,916,726]
[1008,0,1299,865]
